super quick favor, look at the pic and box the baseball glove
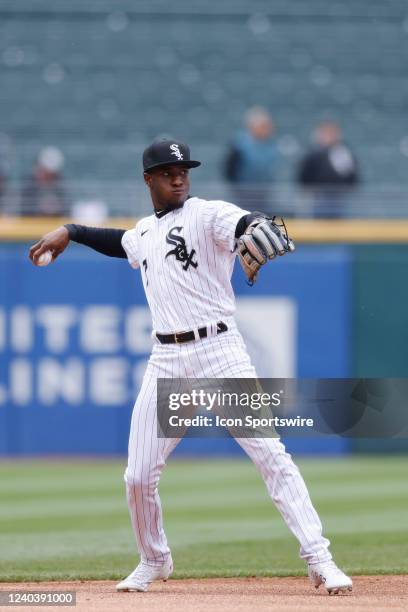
[237,216,295,285]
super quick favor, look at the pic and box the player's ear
[143,172,152,187]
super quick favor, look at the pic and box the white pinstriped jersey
[121,197,248,333]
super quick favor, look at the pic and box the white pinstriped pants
[124,322,332,567]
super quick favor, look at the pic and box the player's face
[144,165,190,209]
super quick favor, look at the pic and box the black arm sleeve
[64,224,127,258]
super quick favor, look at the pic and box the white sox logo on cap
[170,144,183,160]
[142,139,200,171]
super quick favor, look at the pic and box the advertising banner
[0,243,352,455]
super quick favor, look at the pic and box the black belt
[156,322,228,345]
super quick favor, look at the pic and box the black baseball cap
[143,139,201,172]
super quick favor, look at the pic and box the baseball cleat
[308,560,353,595]
[116,557,173,592]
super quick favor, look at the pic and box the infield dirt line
[0,576,407,612]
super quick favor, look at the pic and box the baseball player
[29,139,352,595]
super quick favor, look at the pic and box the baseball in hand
[36,250,53,267]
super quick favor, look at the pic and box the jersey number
[142,258,148,285]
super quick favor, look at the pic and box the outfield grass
[0,456,407,581]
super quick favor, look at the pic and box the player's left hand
[237,216,295,285]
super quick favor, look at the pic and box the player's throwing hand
[29,226,70,266]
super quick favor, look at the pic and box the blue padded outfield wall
[0,243,352,456]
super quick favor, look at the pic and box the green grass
[0,456,407,581]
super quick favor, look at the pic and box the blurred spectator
[21,147,69,216]
[223,106,278,213]
[297,122,359,218]
[0,161,7,213]
[0,134,13,214]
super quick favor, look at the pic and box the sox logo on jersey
[165,226,198,271]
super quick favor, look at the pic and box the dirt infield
[1,576,406,612]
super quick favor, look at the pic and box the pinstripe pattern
[122,198,332,568]
[122,198,248,334]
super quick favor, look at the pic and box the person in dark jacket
[223,107,278,213]
[297,122,359,218]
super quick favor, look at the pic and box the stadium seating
[0,0,407,215]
